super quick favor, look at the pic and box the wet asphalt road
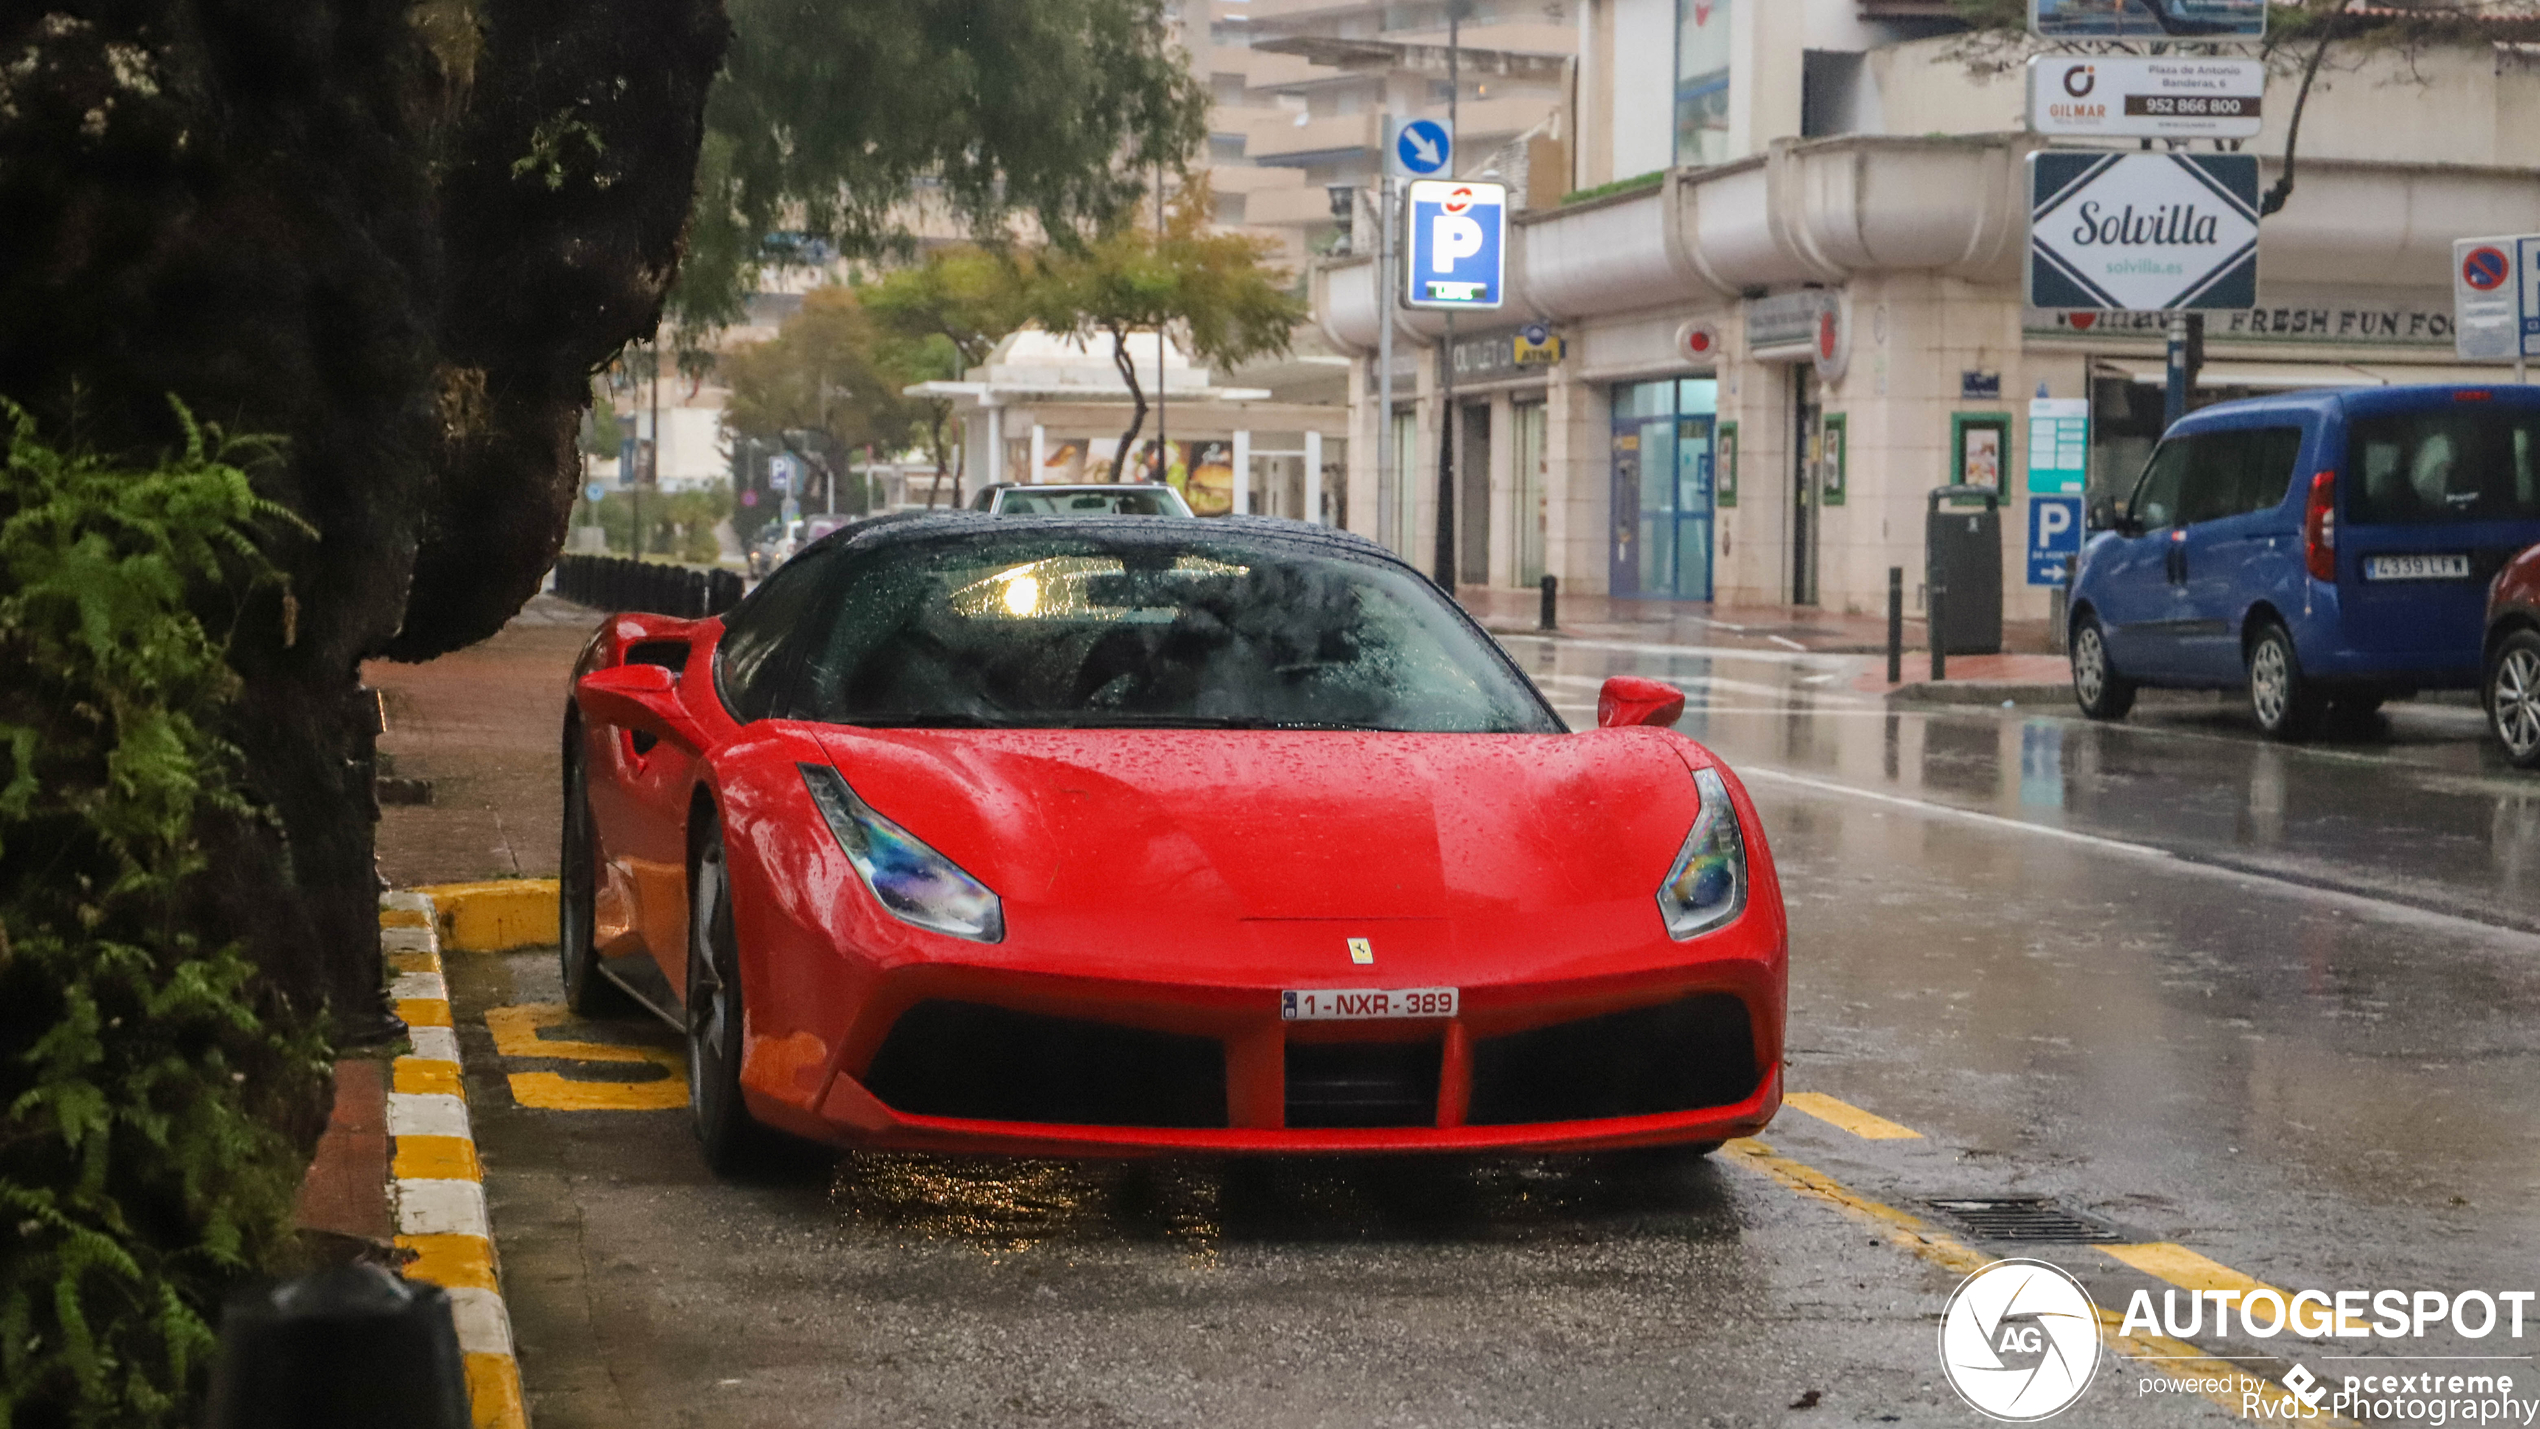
[444,637,2540,1429]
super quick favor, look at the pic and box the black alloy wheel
[686,814,769,1175]
[559,728,632,1014]
[2490,629,2540,770]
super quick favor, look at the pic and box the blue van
[2069,384,2540,738]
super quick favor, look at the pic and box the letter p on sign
[1432,214,1484,272]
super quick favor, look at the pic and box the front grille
[1285,1040,1441,1128]
[862,1001,1226,1128]
[1466,993,1758,1126]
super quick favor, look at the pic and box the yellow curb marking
[398,1233,500,1293]
[381,907,432,929]
[1782,1092,1924,1140]
[507,1070,691,1111]
[415,879,559,953]
[393,1059,465,1099]
[1718,1139,2350,1424]
[486,1002,688,1111]
[485,1002,666,1063]
[392,1134,483,1182]
[387,949,442,976]
[397,997,454,1029]
[463,1351,527,1429]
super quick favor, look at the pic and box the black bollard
[1886,566,1903,685]
[1539,574,1558,632]
[205,1264,471,1429]
[1929,580,1947,683]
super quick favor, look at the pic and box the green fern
[0,399,329,1428]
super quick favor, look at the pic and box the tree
[1020,184,1308,482]
[669,0,1210,332]
[863,248,1031,506]
[722,285,912,515]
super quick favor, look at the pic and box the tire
[559,729,633,1015]
[2070,616,2137,721]
[686,814,772,1176]
[2245,622,2323,741]
[2489,629,2540,770]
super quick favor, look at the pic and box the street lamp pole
[1432,0,1463,589]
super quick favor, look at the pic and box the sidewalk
[1453,585,2057,658]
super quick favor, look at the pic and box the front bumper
[755,950,1786,1156]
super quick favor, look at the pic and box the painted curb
[381,890,528,1429]
[413,879,560,954]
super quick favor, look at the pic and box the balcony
[1245,110,1380,165]
[1246,183,1349,228]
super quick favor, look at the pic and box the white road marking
[391,971,449,1002]
[387,1091,473,1139]
[396,1175,490,1238]
[1767,635,1809,652]
[1736,764,2540,945]
[446,1286,516,1356]
[1497,633,1853,669]
[410,1026,463,1063]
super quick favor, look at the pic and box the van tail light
[2303,470,2337,582]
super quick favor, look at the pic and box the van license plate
[1281,988,1458,1021]
[2364,554,2470,581]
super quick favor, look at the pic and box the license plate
[2364,553,2470,581]
[1280,987,1458,1021]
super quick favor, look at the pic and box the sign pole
[1434,2,1462,590]
[2163,312,2189,432]
[1377,175,1396,549]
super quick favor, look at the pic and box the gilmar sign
[2027,56,2263,140]
[2027,152,2260,311]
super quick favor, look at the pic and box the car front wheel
[559,731,632,1015]
[2070,616,2136,721]
[2246,622,2323,741]
[686,815,770,1175]
[2489,630,2540,770]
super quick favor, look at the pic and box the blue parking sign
[1405,179,1506,310]
[2027,495,2083,586]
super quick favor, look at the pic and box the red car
[2488,542,2540,769]
[560,515,1786,1172]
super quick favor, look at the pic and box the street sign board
[2453,237,2522,361]
[1404,179,1506,309]
[2027,56,2262,140]
[1393,118,1451,178]
[2028,496,2084,586]
[2027,398,2090,495]
[583,481,605,503]
[768,452,797,493]
[2032,0,2264,41]
[2027,152,2259,312]
[2523,236,2540,358]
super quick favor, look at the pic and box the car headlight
[799,763,1005,942]
[1656,767,1748,940]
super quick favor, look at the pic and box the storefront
[1315,136,2540,619]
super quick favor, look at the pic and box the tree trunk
[0,3,730,1030]
[1106,323,1149,483]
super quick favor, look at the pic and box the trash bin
[1925,485,2002,657]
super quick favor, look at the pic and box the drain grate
[1922,1196,2122,1244]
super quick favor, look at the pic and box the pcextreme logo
[1939,1259,2101,1421]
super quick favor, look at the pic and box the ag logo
[2063,64,2096,98]
[1938,1258,2099,1421]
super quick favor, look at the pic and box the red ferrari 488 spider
[561,515,1785,1172]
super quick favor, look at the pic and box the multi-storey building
[1310,0,2540,622]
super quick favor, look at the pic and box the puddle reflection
[829,1150,1740,1257]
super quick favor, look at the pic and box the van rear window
[2347,406,2540,526]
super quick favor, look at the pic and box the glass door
[1609,379,1717,599]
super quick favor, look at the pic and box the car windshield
[778,530,1561,732]
[2347,404,2540,526]
[999,489,1187,516]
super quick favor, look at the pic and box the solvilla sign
[2027,152,2260,312]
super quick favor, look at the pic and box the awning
[2095,358,2537,390]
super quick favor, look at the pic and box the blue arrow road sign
[1395,119,1450,177]
[1405,179,1505,309]
[2028,495,2083,586]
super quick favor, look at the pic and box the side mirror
[1596,676,1687,729]
[575,663,704,753]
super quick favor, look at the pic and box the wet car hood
[808,726,1706,926]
